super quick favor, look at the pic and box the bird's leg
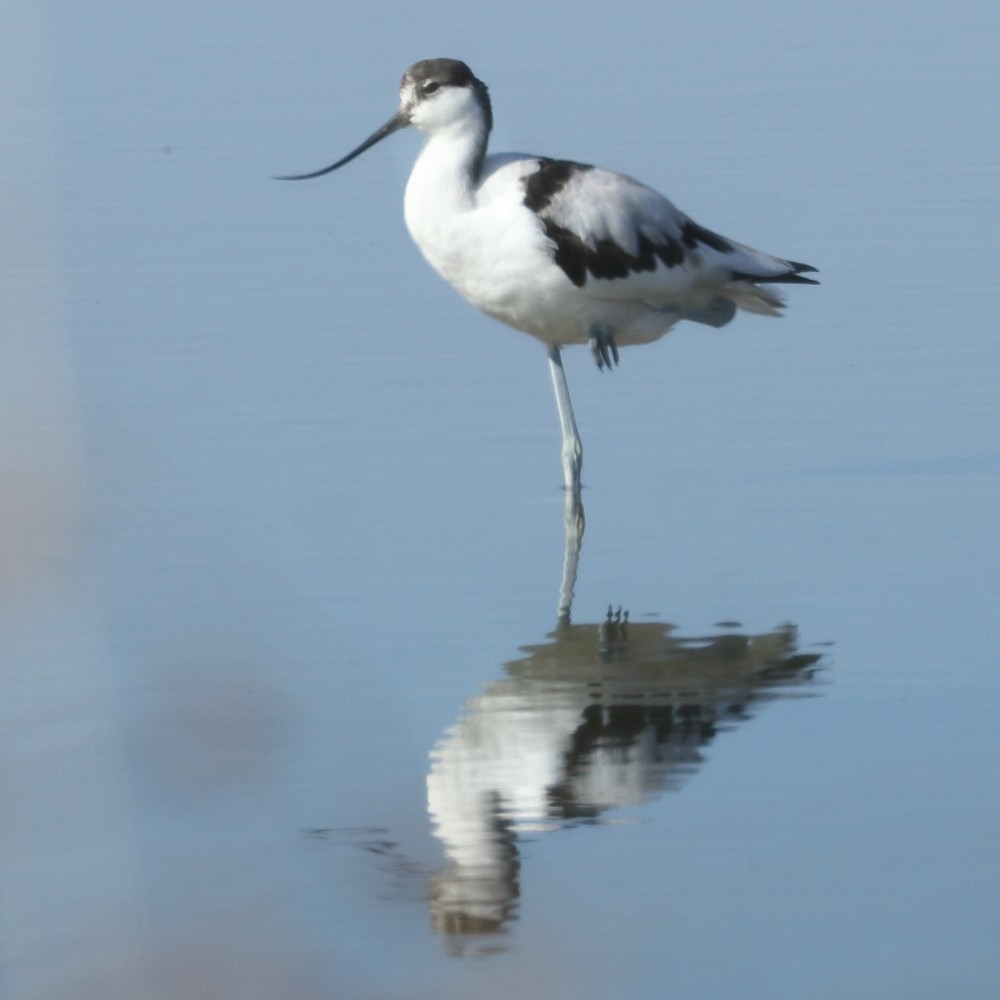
[588,324,619,370]
[556,483,585,627]
[547,344,583,491]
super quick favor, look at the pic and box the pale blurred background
[1,1,998,998]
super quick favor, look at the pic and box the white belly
[403,153,681,347]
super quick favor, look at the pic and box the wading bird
[277,59,817,492]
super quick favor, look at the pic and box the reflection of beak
[273,109,409,180]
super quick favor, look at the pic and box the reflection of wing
[427,620,821,941]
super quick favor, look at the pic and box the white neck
[403,116,490,274]
[411,113,488,194]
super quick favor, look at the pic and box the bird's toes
[588,329,619,371]
[589,337,605,369]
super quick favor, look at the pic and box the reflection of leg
[546,344,583,491]
[557,485,585,627]
[587,323,619,370]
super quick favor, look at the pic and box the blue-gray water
[2,2,998,998]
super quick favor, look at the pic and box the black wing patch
[523,159,737,288]
[541,221,690,288]
[679,220,735,254]
[523,158,591,213]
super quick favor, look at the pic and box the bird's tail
[724,252,818,318]
[725,281,788,317]
[682,257,818,327]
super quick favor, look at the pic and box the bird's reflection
[427,489,821,952]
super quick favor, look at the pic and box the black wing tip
[779,272,821,286]
[787,260,820,284]
[732,261,820,286]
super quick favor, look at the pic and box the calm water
[3,2,999,998]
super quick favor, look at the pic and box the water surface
[2,1,999,997]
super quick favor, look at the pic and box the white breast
[404,150,580,336]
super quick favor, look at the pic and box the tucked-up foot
[588,327,619,370]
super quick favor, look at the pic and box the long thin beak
[273,110,408,181]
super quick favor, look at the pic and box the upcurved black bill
[273,111,408,181]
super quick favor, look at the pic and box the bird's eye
[421,81,440,95]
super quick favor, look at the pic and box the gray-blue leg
[546,344,583,491]
[557,480,585,625]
